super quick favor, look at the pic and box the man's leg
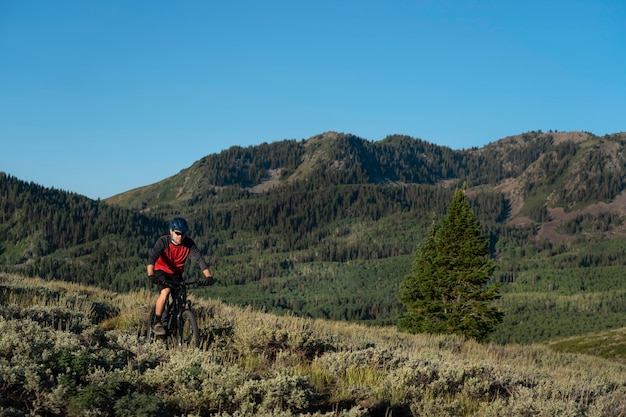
[153,287,170,335]
[155,287,170,316]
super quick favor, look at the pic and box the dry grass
[1,272,626,416]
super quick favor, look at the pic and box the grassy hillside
[1,273,625,416]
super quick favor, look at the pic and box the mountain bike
[147,278,206,349]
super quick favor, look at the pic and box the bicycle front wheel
[178,309,200,348]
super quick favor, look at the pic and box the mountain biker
[147,217,214,336]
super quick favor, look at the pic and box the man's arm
[147,236,166,277]
[202,268,214,285]
[186,238,213,283]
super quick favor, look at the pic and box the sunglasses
[173,231,185,236]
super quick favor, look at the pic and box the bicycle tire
[147,305,157,343]
[178,309,200,348]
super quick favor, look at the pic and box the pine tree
[398,186,503,342]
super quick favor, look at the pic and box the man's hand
[204,276,215,286]
[149,275,160,285]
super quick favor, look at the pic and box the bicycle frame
[149,279,201,348]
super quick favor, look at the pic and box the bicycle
[147,278,207,349]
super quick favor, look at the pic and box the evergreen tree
[398,186,503,342]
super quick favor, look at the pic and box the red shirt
[147,234,209,275]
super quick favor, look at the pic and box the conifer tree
[398,185,503,342]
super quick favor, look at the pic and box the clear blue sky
[1,1,624,200]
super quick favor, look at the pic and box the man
[147,217,214,335]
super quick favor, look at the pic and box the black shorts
[154,270,183,291]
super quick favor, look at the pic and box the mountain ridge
[106,129,626,245]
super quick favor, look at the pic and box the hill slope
[3,130,626,345]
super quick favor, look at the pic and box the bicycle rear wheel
[147,305,157,343]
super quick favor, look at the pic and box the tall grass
[1,272,625,416]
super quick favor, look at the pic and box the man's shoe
[152,322,166,336]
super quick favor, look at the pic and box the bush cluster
[1,274,626,416]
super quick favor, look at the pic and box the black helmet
[169,217,189,233]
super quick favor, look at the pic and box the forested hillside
[0,174,162,291]
[3,130,626,344]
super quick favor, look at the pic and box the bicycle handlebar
[184,280,214,286]
[158,278,216,288]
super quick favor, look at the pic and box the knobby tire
[179,309,200,348]
[147,305,158,343]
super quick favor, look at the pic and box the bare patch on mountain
[250,168,283,193]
